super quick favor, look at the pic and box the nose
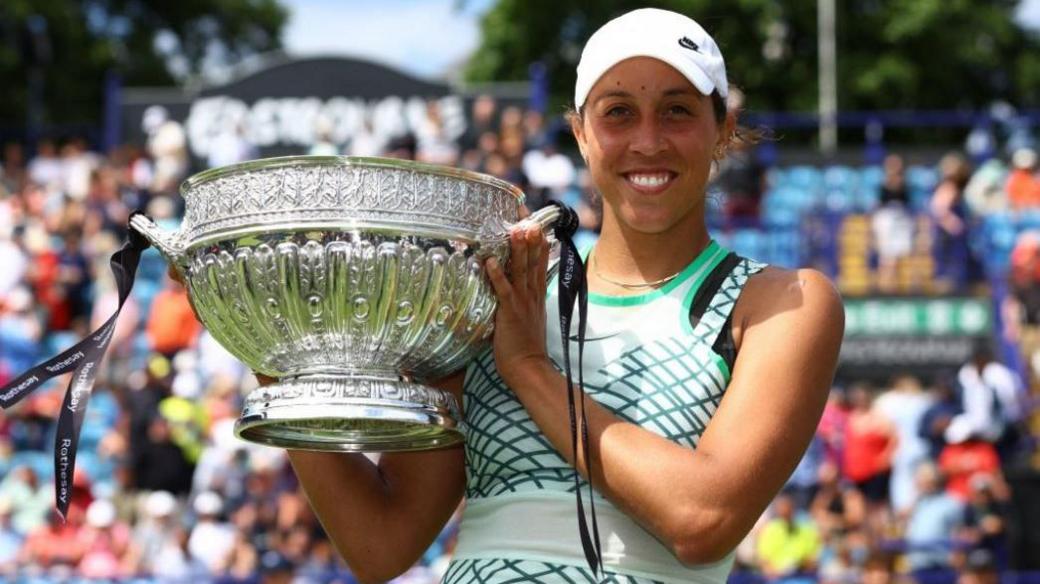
[628,116,667,156]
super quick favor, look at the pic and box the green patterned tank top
[447,241,767,584]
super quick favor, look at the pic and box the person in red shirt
[1007,148,1040,211]
[146,274,201,359]
[939,417,1002,502]
[842,385,898,524]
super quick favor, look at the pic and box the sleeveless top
[444,241,767,584]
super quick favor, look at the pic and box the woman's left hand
[485,223,551,387]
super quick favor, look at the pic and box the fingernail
[487,257,499,270]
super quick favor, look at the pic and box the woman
[288,8,844,583]
[929,152,971,292]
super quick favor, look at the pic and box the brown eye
[605,105,631,118]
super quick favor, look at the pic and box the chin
[618,213,679,235]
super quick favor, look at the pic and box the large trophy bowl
[130,156,559,452]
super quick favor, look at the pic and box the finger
[535,233,550,295]
[510,228,528,291]
[486,256,514,303]
[519,205,531,219]
[526,226,545,295]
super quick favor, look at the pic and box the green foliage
[464,0,1040,113]
[0,0,287,125]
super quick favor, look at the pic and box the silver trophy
[130,156,560,452]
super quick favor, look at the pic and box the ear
[716,109,738,159]
[569,112,589,163]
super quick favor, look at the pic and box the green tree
[465,0,1040,113]
[0,0,287,126]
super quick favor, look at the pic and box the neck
[590,206,711,290]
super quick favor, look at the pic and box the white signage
[184,94,467,157]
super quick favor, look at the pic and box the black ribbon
[544,201,603,575]
[0,211,150,520]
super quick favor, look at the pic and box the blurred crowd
[732,348,1030,584]
[0,94,1038,583]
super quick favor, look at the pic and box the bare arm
[287,372,466,584]
[486,227,844,565]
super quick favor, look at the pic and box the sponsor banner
[844,297,991,337]
[122,55,528,161]
[838,297,992,379]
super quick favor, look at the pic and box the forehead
[586,56,701,101]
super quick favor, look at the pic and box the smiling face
[572,57,729,236]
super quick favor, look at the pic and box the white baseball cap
[574,8,728,110]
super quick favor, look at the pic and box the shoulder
[732,265,845,351]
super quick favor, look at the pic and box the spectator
[811,462,866,537]
[146,274,202,359]
[787,435,826,510]
[26,139,64,194]
[919,376,963,459]
[871,154,915,293]
[0,466,50,536]
[0,226,29,299]
[0,286,43,377]
[963,157,1008,216]
[348,118,386,157]
[1004,231,1040,384]
[818,387,851,468]
[143,105,188,193]
[956,343,1023,459]
[458,94,497,152]
[874,375,934,514]
[308,118,339,156]
[207,122,258,169]
[216,532,260,583]
[416,102,459,165]
[18,509,87,572]
[904,462,964,581]
[0,498,22,576]
[1006,148,1040,211]
[930,153,971,292]
[60,137,101,202]
[77,498,132,579]
[842,385,897,524]
[958,475,1009,567]
[522,138,576,208]
[817,534,864,584]
[188,491,237,572]
[756,492,822,580]
[957,549,1000,584]
[56,229,92,328]
[939,418,1002,503]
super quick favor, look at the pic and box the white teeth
[628,173,671,188]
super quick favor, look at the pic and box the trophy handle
[128,214,190,276]
[519,205,565,280]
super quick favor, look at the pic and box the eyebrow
[592,87,701,105]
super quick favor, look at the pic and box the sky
[281,0,493,79]
[281,0,1040,80]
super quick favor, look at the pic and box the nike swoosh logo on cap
[678,36,700,52]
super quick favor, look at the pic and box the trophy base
[234,375,463,452]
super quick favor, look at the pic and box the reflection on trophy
[129,156,559,452]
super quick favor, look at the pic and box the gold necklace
[589,249,685,290]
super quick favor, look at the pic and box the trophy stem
[235,374,463,452]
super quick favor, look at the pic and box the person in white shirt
[955,343,1023,449]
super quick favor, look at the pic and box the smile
[623,171,677,193]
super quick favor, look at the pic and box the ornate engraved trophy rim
[179,154,526,203]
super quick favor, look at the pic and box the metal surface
[130,156,559,452]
